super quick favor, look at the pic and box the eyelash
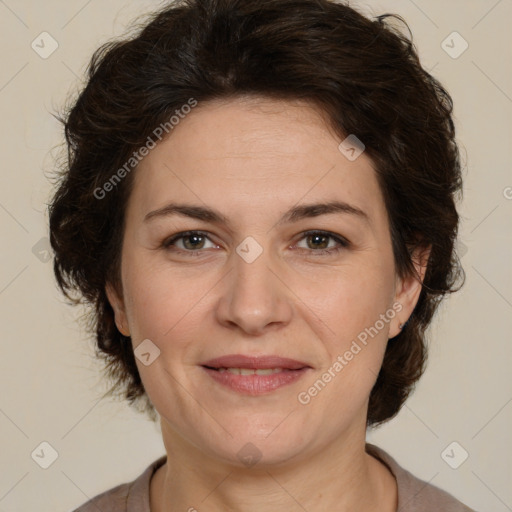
[161,230,350,257]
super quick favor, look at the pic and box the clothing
[73,443,476,511]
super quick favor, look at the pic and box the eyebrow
[143,200,370,226]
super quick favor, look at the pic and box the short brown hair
[48,0,464,426]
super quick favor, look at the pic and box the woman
[49,0,474,510]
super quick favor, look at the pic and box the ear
[105,281,130,337]
[389,243,431,339]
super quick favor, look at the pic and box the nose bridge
[217,236,292,333]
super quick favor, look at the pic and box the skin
[106,95,429,511]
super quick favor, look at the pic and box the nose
[215,243,293,336]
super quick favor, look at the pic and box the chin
[213,437,307,470]
[200,418,315,469]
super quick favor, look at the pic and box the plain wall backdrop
[0,0,511,511]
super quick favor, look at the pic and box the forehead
[125,96,388,232]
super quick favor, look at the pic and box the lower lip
[202,367,309,395]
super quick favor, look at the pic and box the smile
[216,367,286,375]
[201,354,311,395]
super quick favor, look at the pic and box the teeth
[219,368,284,375]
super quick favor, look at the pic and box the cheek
[296,256,395,340]
[122,235,396,344]
[296,258,395,399]
[122,255,211,342]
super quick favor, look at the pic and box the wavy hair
[48,0,464,426]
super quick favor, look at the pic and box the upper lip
[201,354,310,370]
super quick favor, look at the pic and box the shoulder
[72,482,131,512]
[71,455,167,512]
[366,444,477,512]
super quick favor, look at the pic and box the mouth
[200,355,311,395]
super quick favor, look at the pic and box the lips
[201,354,310,371]
[201,354,311,395]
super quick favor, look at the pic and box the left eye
[163,231,216,252]
[162,230,349,256]
[294,230,349,255]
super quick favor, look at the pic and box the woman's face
[107,96,423,468]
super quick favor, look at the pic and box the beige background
[0,0,511,510]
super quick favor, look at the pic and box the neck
[150,421,397,512]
